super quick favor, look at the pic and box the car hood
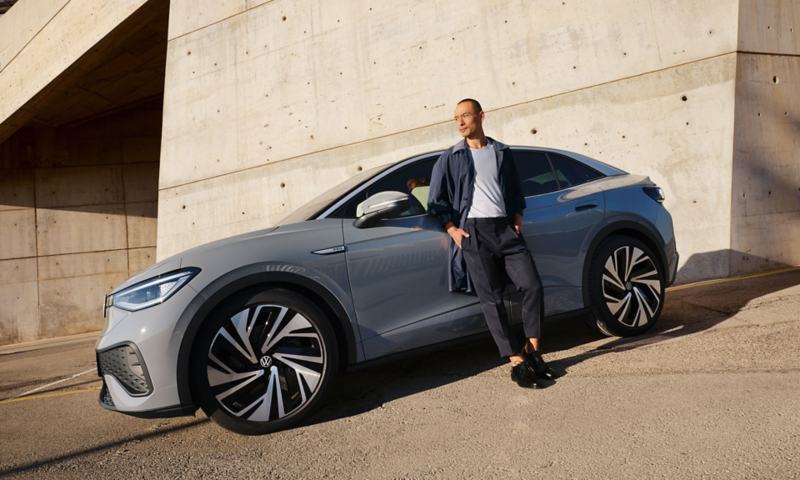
[110,225,281,293]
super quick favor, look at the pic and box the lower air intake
[97,344,152,396]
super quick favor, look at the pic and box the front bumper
[95,285,199,417]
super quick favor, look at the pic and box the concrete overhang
[0,0,169,144]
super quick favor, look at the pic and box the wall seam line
[5,247,149,262]
[167,0,277,43]
[120,155,130,278]
[0,0,72,74]
[158,50,739,192]
[736,51,800,58]
[31,167,41,342]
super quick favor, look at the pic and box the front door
[339,157,485,360]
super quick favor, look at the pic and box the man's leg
[500,224,559,379]
[498,225,543,342]
[460,221,519,359]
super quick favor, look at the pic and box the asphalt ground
[1,269,799,479]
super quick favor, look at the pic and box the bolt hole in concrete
[282,16,286,21]
[531,128,537,134]
[357,166,363,172]
[681,95,688,101]
[280,182,286,188]
[773,76,779,84]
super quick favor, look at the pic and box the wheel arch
[174,270,358,413]
[581,220,668,308]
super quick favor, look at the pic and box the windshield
[277,163,393,225]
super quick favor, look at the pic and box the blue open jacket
[427,137,527,292]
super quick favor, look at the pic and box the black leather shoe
[510,362,541,389]
[526,351,560,380]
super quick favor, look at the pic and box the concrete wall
[0,100,161,344]
[158,0,744,283]
[728,1,800,275]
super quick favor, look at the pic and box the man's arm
[427,153,470,248]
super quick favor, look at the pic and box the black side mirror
[353,191,411,229]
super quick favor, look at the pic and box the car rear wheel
[191,288,338,435]
[585,236,664,337]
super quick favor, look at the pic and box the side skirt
[343,308,590,373]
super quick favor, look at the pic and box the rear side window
[547,153,586,188]
[547,153,603,188]
[513,150,559,197]
[570,160,602,181]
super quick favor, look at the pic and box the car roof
[389,146,627,177]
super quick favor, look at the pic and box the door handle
[575,203,598,211]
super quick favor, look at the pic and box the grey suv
[95,147,678,435]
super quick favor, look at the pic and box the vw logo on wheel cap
[259,355,273,368]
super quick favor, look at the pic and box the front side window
[341,156,439,218]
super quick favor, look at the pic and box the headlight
[110,268,200,312]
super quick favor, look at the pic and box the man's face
[407,179,419,192]
[454,102,484,138]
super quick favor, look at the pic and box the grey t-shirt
[466,143,506,218]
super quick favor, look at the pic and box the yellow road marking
[666,266,800,292]
[0,386,101,405]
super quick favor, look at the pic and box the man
[427,98,558,389]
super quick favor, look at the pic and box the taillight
[643,186,665,203]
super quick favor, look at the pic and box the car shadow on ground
[306,268,800,429]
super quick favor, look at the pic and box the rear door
[511,149,606,317]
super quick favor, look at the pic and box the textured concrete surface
[0,269,798,479]
[157,0,742,269]
[0,101,162,345]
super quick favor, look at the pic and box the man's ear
[479,111,485,123]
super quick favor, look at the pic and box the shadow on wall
[676,249,795,284]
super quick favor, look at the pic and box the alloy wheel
[206,304,326,422]
[601,246,662,328]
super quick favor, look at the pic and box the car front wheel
[191,288,338,435]
[585,236,665,337]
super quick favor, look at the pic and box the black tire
[585,236,665,337]
[191,288,338,435]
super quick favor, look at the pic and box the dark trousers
[461,216,544,358]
